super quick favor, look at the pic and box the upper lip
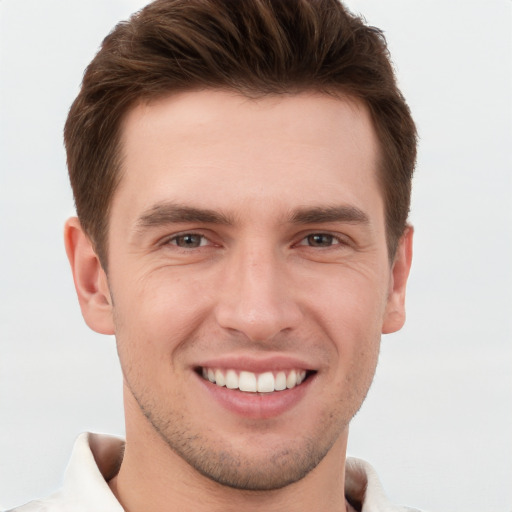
[194,354,317,373]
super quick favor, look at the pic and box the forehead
[114,90,382,223]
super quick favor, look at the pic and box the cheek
[111,272,212,369]
[310,265,390,338]
[308,266,386,399]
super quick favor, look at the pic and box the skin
[65,90,413,512]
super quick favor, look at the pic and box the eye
[168,233,208,249]
[299,233,341,247]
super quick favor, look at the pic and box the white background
[0,1,511,511]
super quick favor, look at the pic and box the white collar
[15,432,413,512]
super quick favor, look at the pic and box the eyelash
[296,233,346,248]
[162,231,348,250]
[165,232,210,249]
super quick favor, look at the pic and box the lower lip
[196,373,314,419]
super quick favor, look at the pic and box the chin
[163,433,331,491]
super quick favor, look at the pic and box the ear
[64,217,115,335]
[382,226,413,334]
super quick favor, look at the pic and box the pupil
[179,234,200,247]
[309,234,332,247]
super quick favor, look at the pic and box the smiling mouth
[198,367,314,393]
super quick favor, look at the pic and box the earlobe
[382,226,414,334]
[64,217,115,335]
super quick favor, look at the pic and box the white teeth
[201,368,309,393]
[286,370,297,389]
[257,372,275,393]
[275,371,287,391]
[215,369,226,387]
[225,369,238,389]
[239,371,257,392]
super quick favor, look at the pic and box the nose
[214,244,303,343]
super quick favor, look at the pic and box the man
[10,0,417,510]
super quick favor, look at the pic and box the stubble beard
[124,373,366,492]
[115,310,380,492]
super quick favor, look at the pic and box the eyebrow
[290,205,370,225]
[135,202,369,231]
[135,203,234,230]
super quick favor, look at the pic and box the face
[71,90,411,491]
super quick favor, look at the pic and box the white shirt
[8,433,419,512]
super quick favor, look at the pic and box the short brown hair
[64,0,417,267]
